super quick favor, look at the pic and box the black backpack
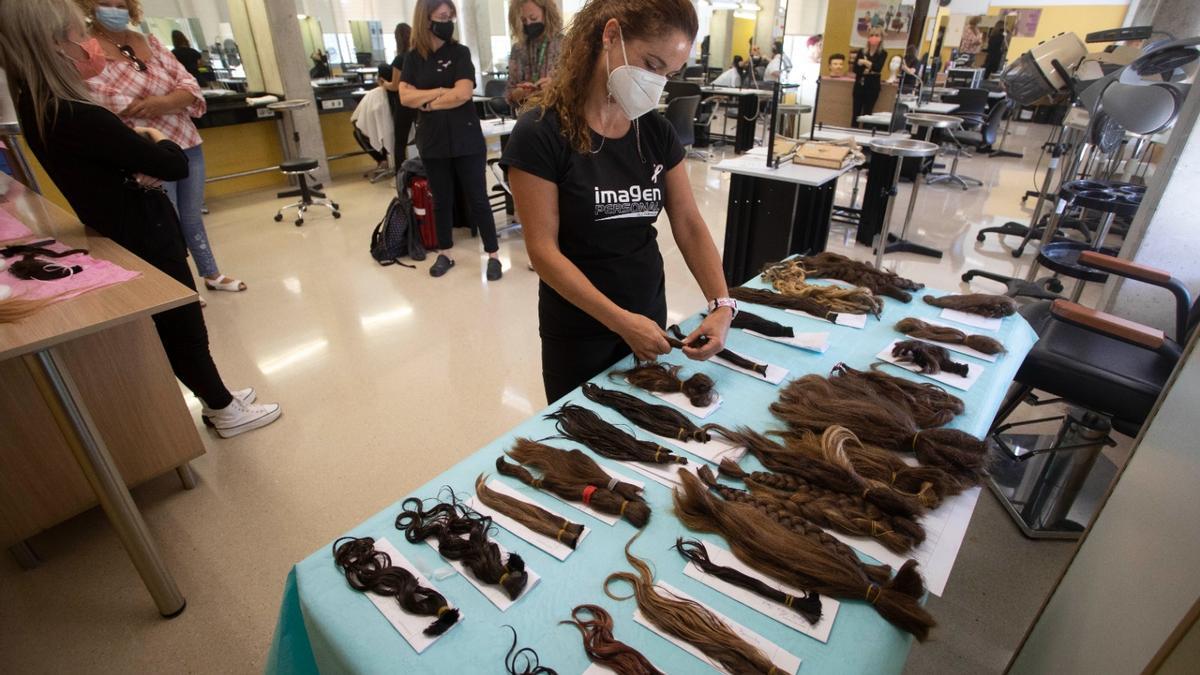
[369,167,427,266]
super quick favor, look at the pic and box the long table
[267,274,1036,674]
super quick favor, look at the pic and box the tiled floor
[0,120,1084,673]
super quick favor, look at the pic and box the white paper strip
[624,462,704,489]
[786,308,869,328]
[875,339,984,391]
[650,389,723,419]
[633,582,802,675]
[938,307,1003,331]
[467,481,589,561]
[909,319,1001,362]
[682,539,839,643]
[712,353,788,385]
[422,538,540,611]
[743,329,831,353]
[364,538,461,653]
[542,469,645,526]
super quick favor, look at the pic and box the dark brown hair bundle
[895,317,1007,355]
[612,362,716,408]
[829,363,965,429]
[581,383,714,443]
[495,456,651,528]
[772,374,989,485]
[675,470,936,641]
[332,536,461,636]
[729,287,841,323]
[922,293,1017,318]
[395,495,530,600]
[760,259,884,316]
[892,340,970,377]
[507,438,645,501]
[730,309,795,337]
[604,534,786,674]
[795,252,924,302]
[718,459,926,554]
[562,604,664,675]
[474,474,585,549]
[664,325,769,376]
[674,538,823,625]
[547,403,688,466]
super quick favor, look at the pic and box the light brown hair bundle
[675,470,935,641]
[613,362,716,408]
[474,474,584,549]
[829,364,964,429]
[562,604,663,675]
[604,534,785,674]
[729,287,841,323]
[895,318,1007,355]
[508,438,644,501]
[923,293,1016,318]
[794,252,924,302]
[760,259,883,316]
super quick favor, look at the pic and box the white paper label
[711,352,788,385]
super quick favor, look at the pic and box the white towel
[351,87,396,168]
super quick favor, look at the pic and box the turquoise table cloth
[267,280,1036,675]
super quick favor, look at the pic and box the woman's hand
[133,126,168,143]
[615,312,672,362]
[680,308,732,361]
[124,96,173,118]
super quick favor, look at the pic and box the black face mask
[523,22,545,40]
[430,20,455,42]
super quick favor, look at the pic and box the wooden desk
[0,174,204,617]
[814,77,897,129]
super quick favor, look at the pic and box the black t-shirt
[853,48,888,87]
[500,107,685,339]
[401,42,485,158]
[172,47,203,80]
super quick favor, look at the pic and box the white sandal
[204,275,247,292]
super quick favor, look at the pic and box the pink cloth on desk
[1,241,140,301]
[0,208,33,242]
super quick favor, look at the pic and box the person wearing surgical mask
[505,0,564,107]
[500,0,733,403]
[851,26,887,128]
[399,0,503,280]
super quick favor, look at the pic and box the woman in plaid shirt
[75,0,246,297]
[505,0,564,109]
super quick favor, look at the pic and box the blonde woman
[505,0,564,107]
[500,0,733,402]
[0,0,281,437]
[75,0,246,295]
[852,26,887,128]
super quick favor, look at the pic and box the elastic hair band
[619,500,628,516]
[532,478,543,489]
[555,524,568,542]
[676,428,689,441]
[654,449,662,462]
[437,605,450,616]
[500,572,510,585]
[784,595,794,608]
[911,430,923,451]
[607,476,619,490]
[582,485,597,505]
[865,583,882,605]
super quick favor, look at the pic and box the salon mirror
[137,1,249,91]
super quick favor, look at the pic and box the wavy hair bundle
[892,340,970,377]
[332,536,461,635]
[562,604,663,675]
[547,403,688,465]
[675,470,936,641]
[474,475,585,549]
[895,317,1007,355]
[581,383,715,443]
[794,252,924,302]
[829,363,965,429]
[604,535,787,674]
[760,258,885,316]
[612,362,716,408]
[923,292,1017,318]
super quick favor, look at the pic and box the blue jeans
[164,145,220,278]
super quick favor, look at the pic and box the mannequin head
[828,52,847,77]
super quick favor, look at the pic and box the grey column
[261,0,331,184]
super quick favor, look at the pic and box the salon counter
[815,77,898,129]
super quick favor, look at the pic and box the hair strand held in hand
[562,604,663,675]
[666,324,768,376]
[923,293,1016,318]
[895,317,1006,355]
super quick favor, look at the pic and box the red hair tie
[582,485,597,505]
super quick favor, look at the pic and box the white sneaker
[207,397,282,438]
[201,388,256,427]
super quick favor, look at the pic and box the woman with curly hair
[500,0,735,402]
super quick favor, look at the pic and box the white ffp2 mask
[607,32,668,120]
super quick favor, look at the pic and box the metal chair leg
[176,463,197,490]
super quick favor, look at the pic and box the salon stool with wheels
[273,158,340,227]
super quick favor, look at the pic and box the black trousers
[541,332,632,404]
[393,105,416,163]
[852,78,881,128]
[149,252,233,410]
[423,152,499,253]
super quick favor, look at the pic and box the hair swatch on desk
[0,294,58,323]
[665,324,769,377]
[729,309,795,337]
[582,382,716,443]
[503,625,559,675]
[395,492,530,600]
[562,604,663,675]
[794,252,924,302]
[507,437,645,501]
[495,455,651,528]
[922,293,1017,318]
[829,363,965,429]
[761,259,884,316]
[475,474,585,549]
[547,403,688,466]
[772,374,989,485]
[604,533,786,674]
[728,286,841,323]
[895,317,1007,355]
[331,536,461,636]
[892,340,970,377]
[612,361,716,408]
[674,538,823,625]
[674,469,936,641]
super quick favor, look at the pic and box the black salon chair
[952,99,1011,153]
[988,251,1196,537]
[664,95,702,159]
[664,80,701,103]
[483,79,511,119]
[693,97,718,150]
[945,87,989,118]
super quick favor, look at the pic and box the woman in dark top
[983,23,1008,78]
[0,0,280,438]
[399,0,502,280]
[381,23,416,161]
[500,0,733,403]
[852,26,887,128]
[170,30,204,83]
[899,44,921,95]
